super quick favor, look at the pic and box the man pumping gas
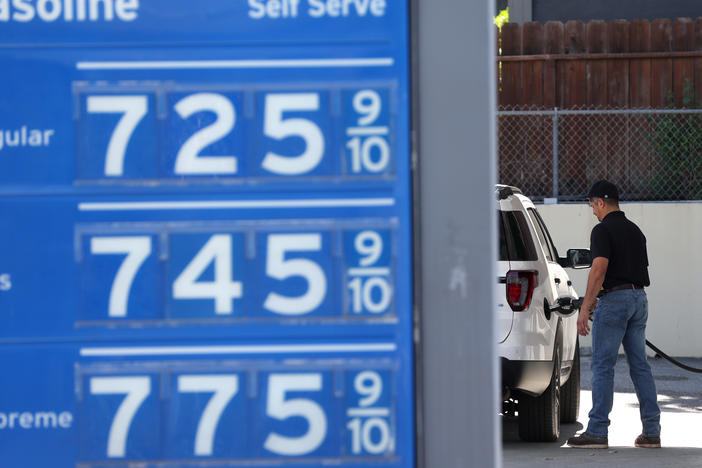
[567,180,661,450]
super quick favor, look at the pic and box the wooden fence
[498,17,702,109]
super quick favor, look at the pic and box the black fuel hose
[577,297,702,374]
[645,340,702,374]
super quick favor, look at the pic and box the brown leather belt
[603,283,644,294]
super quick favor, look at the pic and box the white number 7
[90,236,151,318]
[87,95,148,176]
[90,376,151,458]
[178,375,239,456]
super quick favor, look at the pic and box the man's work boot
[567,432,608,449]
[635,434,661,448]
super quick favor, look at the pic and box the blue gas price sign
[0,2,413,467]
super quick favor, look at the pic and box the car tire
[517,343,561,442]
[560,338,580,423]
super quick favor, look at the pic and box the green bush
[646,81,702,200]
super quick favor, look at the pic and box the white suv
[497,185,591,442]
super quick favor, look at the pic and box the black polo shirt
[590,210,650,289]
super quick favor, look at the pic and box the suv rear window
[499,210,538,261]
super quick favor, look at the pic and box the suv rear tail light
[506,270,537,312]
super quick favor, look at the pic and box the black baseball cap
[588,179,619,200]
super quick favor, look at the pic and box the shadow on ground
[502,355,702,467]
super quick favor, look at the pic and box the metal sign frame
[0,2,415,466]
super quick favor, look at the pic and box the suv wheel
[517,345,561,442]
[560,338,580,423]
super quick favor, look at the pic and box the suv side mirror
[560,248,592,269]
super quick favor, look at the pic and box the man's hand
[577,256,608,336]
[577,308,591,336]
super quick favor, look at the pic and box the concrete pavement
[503,352,702,467]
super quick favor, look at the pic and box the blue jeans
[587,289,661,438]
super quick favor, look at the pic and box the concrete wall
[538,202,702,358]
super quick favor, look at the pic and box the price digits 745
[80,228,394,320]
[76,87,393,180]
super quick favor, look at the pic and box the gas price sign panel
[0,1,413,467]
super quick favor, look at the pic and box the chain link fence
[497,107,702,202]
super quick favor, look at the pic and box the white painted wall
[538,202,702,358]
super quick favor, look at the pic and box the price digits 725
[77,88,393,180]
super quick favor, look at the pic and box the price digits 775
[79,368,394,460]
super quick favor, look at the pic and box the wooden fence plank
[501,22,522,55]
[609,20,630,107]
[609,20,630,53]
[588,20,608,53]
[544,22,564,108]
[561,21,587,108]
[522,22,544,54]
[545,21,564,54]
[630,19,652,52]
[587,21,608,107]
[626,19,654,193]
[499,23,522,106]
[497,23,523,189]
[607,20,631,192]
[524,22,551,191]
[544,23,564,192]
[583,21,609,188]
[651,19,672,52]
[673,18,696,106]
[651,19,673,107]
[630,19,652,108]
[522,22,544,106]
[565,20,587,53]
[522,22,550,193]
[649,19,673,197]
[673,17,695,51]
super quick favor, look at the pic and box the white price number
[90,375,238,458]
[173,93,238,175]
[264,373,327,456]
[264,233,326,315]
[348,231,392,314]
[172,234,243,315]
[177,375,240,456]
[90,373,328,458]
[346,90,390,174]
[86,96,148,177]
[90,376,151,458]
[0,273,11,291]
[346,371,392,455]
[90,236,151,317]
[89,232,327,318]
[86,92,324,177]
[262,93,324,175]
